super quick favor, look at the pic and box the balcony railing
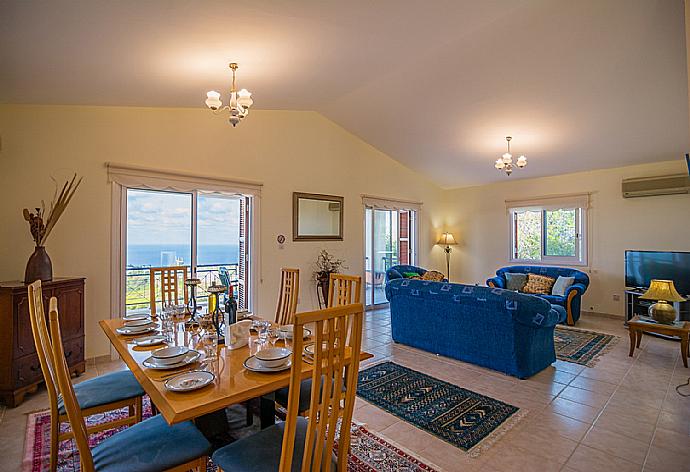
[125,263,239,314]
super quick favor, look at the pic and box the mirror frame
[292,192,344,241]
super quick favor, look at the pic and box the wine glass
[268,328,279,347]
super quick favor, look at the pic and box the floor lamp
[437,232,457,280]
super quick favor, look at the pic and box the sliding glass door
[364,207,416,308]
[124,188,250,314]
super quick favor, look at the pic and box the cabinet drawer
[13,338,84,387]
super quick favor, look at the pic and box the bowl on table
[277,325,312,340]
[254,347,291,368]
[151,346,190,366]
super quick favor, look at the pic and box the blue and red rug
[554,326,618,366]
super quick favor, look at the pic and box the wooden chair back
[280,303,364,472]
[275,268,299,325]
[149,266,189,316]
[27,281,60,416]
[48,297,97,472]
[327,274,362,307]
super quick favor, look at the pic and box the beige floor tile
[549,397,602,424]
[378,420,438,453]
[643,445,690,471]
[419,438,486,472]
[482,444,563,472]
[565,444,642,472]
[352,404,399,432]
[558,385,611,409]
[649,427,690,457]
[656,410,690,437]
[526,410,591,442]
[569,375,619,395]
[581,426,650,465]
[594,408,657,443]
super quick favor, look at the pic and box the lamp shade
[437,232,457,246]
[640,279,686,302]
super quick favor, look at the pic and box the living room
[1,1,690,472]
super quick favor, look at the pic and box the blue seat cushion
[58,370,145,415]
[212,417,336,472]
[92,414,211,472]
[539,294,566,306]
[275,377,347,412]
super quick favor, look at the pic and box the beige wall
[442,160,690,317]
[0,105,446,358]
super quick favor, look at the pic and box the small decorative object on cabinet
[0,277,86,407]
[313,249,347,308]
[22,174,82,283]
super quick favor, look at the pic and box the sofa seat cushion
[58,370,144,415]
[539,294,566,306]
[91,415,211,472]
[505,272,528,291]
[211,417,337,472]
[523,274,556,295]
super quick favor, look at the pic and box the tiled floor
[2,310,689,471]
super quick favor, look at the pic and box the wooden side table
[628,315,690,367]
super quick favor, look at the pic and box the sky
[126,189,240,246]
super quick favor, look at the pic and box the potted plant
[313,249,347,308]
[23,174,82,283]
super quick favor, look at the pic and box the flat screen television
[625,250,690,296]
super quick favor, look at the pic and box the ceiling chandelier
[204,62,254,127]
[494,136,527,175]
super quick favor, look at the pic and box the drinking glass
[268,328,279,347]
[257,321,270,344]
[201,331,219,360]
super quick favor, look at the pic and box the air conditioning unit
[622,174,690,198]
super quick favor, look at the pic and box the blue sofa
[384,276,566,378]
[486,266,589,326]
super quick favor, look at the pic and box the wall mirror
[293,192,344,241]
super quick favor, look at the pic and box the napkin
[226,320,252,350]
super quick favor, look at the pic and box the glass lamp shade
[516,155,527,168]
[502,152,513,164]
[495,158,505,170]
[437,232,457,246]
[205,91,222,110]
[237,89,253,108]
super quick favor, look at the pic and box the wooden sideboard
[0,277,86,407]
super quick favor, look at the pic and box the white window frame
[507,193,589,267]
[107,162,262,322]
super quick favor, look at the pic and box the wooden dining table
[100,317,371,427]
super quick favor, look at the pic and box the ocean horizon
[127,243,239,267]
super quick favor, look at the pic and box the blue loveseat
[486,266,589,326]
[384,274,566,378]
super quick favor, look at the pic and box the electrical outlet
[612,294,620,302]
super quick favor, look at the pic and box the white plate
[116,325,157,336]
[123,314,150,321]
[165,371,215,392]
[133,335,167,347]
[304,341,329,356]
[143,350,202,370]
[244,354,292,373]
[123,318,153,327]
[278,326,312,340]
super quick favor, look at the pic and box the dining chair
[48,297,211,472]
[274,274,362,416]
[149,266,189,316]
[212,303,364,472]
[28,281,145,472]
[275,267,300,325]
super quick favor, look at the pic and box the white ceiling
[1,0,688,188]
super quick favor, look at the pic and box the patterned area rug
[555,326,619,366]
[22,396,439,472]
[357,362,522,456]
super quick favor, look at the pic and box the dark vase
[24,246,53,284]
[316,271,331,309]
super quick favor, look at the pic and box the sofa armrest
[386,268,404,282]
[486,276,505,289]
[513,304,563,329]
[566,283,587,297]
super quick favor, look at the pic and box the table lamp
[437,232,457,279]
[640,279,686,324]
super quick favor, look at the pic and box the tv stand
[625,288,690,339]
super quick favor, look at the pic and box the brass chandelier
[494,136,527,175]
[204,63,254,127]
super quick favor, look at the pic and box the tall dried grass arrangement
[23,174,82,246]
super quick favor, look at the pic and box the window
[508,195,588,265]
[108,163,261,317]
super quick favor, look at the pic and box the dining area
[25,268,370,472]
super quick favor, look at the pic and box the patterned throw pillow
[421,270,445,282]
[522,273,556,294]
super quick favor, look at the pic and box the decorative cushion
[92,415,211,472]
[421,270,445,282]
[505,272,528,291]
[402,272,420,278]
[522,274,556,295]
[58,370,145,415]
[552,276,575,296]
[212,417,337,472]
